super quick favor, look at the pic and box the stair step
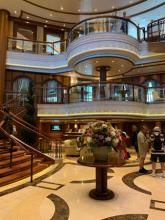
[0,160,39,177]
[0,163,48,187]
[0,150,25,161]
[0,155,31,168]
[0,146,18,154]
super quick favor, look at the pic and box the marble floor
[0,153,165,220]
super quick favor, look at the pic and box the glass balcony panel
[128,22,138,39]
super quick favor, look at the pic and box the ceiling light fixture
[61,6,64,10]
[45,20,48,23]
[50,13,53,16]
[14,10,17,14]
[27,16,29,19]
[94,9,98,12]
[26,21,29,24]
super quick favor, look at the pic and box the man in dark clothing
[150,126,165,177]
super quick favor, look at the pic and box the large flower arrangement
[77,121,122,151]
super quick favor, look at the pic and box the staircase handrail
[0,126,54,163]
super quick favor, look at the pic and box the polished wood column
[89,167,114,200]
[0,10,9,106]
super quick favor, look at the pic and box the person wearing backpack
[150,126,165,178]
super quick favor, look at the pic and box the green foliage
[20,81,37,145]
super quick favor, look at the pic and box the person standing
[137,125,149,173]
[150,127,165,178]
[131,125,139,160]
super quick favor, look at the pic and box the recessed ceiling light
[63,24,66,27]
[26,16,29,19]
[61,6,64,10]
[118,69,121,72]
[94,9,98,12]
[61,28,64,31]
[50,13,53,16]
[44,25,47,28]
[26,21,29,24]
[45,20,48,23]
[112,60,115,63]
[95,61,99,63]
[78,9,80,12]
[14,10,17,14]
[112,6,115,9]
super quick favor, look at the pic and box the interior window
[144,80,160,102]
[46,34,61,54]
[43,80,62,103]
[15,24,36,52]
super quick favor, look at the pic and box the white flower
[102,124,107,128]
[110,131,116,136]
[86,137,92,143]
[112,138,119,146]
[105,137,111,142]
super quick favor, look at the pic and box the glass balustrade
[4,83,165,104]
[68,16,142,43]
[8,37,67,55]
[69,83,145,103]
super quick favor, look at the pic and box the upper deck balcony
[6,16,165,73]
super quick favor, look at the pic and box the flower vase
[92,146,108,162]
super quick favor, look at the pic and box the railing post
[158,20,161,41]
[22,40,24,52]
[30,154,33,183]
[9,140,13,168]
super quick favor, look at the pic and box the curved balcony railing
[8,37,67,55]
[4,83,165,105]
[69,83,146,103]
[147,17,165,42]
[68,16,145,43]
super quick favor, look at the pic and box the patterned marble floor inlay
[122,171,152,195]
[150,200,165,212]
[36,181,65,191]
[70,176,113,184]
[47,194,69,220]
[102,214,148,220]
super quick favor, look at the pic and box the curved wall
[67,33,139,67]
[37,101,165,120]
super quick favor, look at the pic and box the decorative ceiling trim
[130,2,165,17]
[20,10,76,26]
[23,0,148,16]
[105,59,165,79]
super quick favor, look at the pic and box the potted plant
[77,121,122,162]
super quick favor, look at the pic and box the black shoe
[142,167,148,173]
[139,168,148,174]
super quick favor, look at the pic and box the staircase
[0,143,50,187]
[0,94,58,187]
